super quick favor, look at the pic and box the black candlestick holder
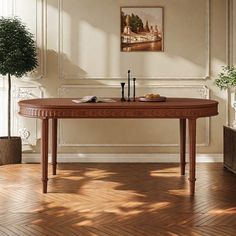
[133,78,136,101]
[127,70,131,102]
[120,82,126,101]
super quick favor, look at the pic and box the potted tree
[0,17,37,165]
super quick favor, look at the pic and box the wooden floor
[0,163,236,236]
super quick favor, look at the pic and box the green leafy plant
[215,65,236,90]
[0,17,38,139]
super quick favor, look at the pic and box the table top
[18,97,218,119]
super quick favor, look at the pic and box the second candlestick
[127,70,131,102]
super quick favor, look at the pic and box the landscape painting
[121,7,164,52]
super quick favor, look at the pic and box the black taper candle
[128,70,131,101]
[133,78,136,101]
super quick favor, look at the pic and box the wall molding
[22,153,223,163]
[58,84,210,147]
[12,86,43,145]
[226,0,234,126]
[58,0,63,81]
[35,0,47,79]
[58,0,211,80]
[0,0,46,79]
[0,0,14,16]
[233,0,235,64]
[9,0,47,79]
[227,0,233,65]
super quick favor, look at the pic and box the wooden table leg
[41,118,49,193]
[180,119,186,175]
[52,119,58,175]
[188,118,197,196]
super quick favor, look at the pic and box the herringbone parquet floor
[0,163,236,236]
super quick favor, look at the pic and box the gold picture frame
[121,6,164,52]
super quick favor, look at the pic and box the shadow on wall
[47,0,145,78]
[48,49,88,79]
[44,0,225,79]
[40,49,88,97]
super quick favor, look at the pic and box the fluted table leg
[41,118,49,193]
[52,119,58,175]
[180,119,186,175]
[188,118,197,196]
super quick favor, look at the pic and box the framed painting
[121,6,164,52]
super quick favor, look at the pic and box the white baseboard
[22,153,223,163]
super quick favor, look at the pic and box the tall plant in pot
[0,17,37,165]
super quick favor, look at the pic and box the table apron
[19,107,217,119]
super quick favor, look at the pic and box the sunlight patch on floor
[209,207,236,214]
[150,167,180,177]
[168,189,189,196]
[147,202,171,211]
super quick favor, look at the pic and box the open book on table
[72,96,116,103]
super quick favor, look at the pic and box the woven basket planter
[0,137,22,165]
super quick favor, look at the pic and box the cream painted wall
[60,0,207,79]
[0,0,233,155]
[233,0,236,64]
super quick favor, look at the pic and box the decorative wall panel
[14,0,47,79]
[0,0,45,146]
[233,0,236,64]
[12,87,43,145]
[59,0,210,80]
[58,85,210,147]
[0,87,7,136]
[0,0,14,16]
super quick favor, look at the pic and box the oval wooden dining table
[18,97,218,195]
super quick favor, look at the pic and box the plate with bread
[139,93,166,102]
